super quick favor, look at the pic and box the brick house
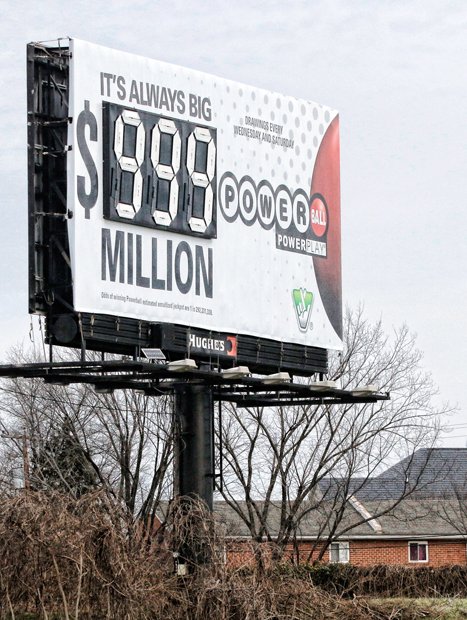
[216,449,467,567]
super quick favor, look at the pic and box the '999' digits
[102,103,217,238]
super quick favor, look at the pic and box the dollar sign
[77,100,98,219]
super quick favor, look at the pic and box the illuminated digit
[150,119,181,226]
[186,127,216,233]
[113,109,145,218]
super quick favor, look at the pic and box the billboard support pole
[174,383,215,571]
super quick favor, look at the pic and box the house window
[329,541,349,563]
[408,541,428,563]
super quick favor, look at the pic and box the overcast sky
[0,0,465,445]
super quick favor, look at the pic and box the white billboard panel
[68,39,342,350]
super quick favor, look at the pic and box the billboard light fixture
[167,358,198,372]
[94,385,114,394]
[351,384,379,396]
[262,372,291,385]
[308,380,338,391]
[221,366,251,379]
[44,377,71,386]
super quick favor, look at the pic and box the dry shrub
[354,564,467,598]
[0,490,174,618]
[287,563,467,598]
[0,491,407,619]
[178,572,386,620]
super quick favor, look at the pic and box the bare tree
[218,306,447,561]
[0,345,174,522]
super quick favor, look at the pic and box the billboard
[28,39,342,368]
[67,39,342,351]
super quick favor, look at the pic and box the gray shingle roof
[319,448,467,502]
[376,448,467,497]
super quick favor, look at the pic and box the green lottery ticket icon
[292,288,314,331]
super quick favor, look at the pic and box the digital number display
[103,103,217,238]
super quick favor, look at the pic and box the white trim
[347,495,383,533]
[224,534,465,541]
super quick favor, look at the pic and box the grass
[367,597,467,619]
